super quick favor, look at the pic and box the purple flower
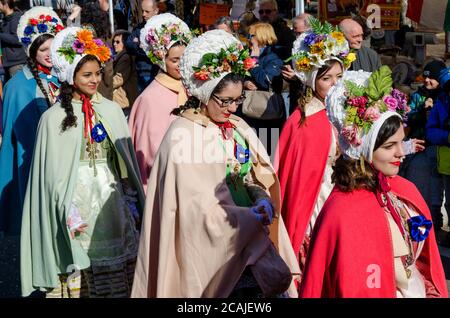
[304,33,318,47]
[72,39,85,53]
[94,39,104,46]
[37,23,48,33]
[24,25,34,35]
[383,95,398,111]
[391,88,408,110]
[342,125,362,146]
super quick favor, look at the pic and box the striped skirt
[46,259,136,298]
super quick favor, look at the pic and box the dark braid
[28,33,54,108]
[27,57,52,108]
[171,96,201,115]
[60,55,101,132]
[60,82,77,132]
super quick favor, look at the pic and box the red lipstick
[390,161,401,167]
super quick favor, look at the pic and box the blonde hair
[248,22,277,46]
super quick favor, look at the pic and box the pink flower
[243,57,257,70]
[347,96,368,115]
[162,34,172,46]
[383,95,398,111]
[342,125,362,146]
[363,106,381,122]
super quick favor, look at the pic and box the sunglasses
[212,93,246,108]
[113,40,121,44]
[258,9,273,15]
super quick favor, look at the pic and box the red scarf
[80,93,95,142]
[212,120,235,140]
[37,64,51,76]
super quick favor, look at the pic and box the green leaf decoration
[344,80,365,97]
[308,16,334,34]
[57,47,75,64]
[364,65,393,102]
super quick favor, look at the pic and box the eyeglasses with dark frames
[211,93,246,108]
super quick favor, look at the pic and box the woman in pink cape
[128,13,192,192]
[299,67,448,298]
[274,19,356,283]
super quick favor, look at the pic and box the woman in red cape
[299,68,448,298]
[274,20,355,280]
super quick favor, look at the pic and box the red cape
[299,176,448,298]
[275,108,332,259]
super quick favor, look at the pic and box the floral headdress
[193,42,256,81]
[17,6,64,56]
[140,13,193,72]
[326,67,410,162]
[290,17,355,90]
[180,29,257,105]
[51,27,112,85]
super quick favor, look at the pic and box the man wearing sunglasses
[257,0,295,61]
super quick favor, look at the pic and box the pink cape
[274,108,332,259]
[128,80,178,192]
[299,176,449,298]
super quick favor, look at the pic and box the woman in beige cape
[131,30,299,298]
[128,13,192,192]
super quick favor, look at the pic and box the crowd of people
[0,0,449,298]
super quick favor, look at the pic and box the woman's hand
[69,224,88,239]
[251,199,274,225]
[412,139,426,152]
[424,98,433,109]
[281,64,297,81]
[244,80,257,91]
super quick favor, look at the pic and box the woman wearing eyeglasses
[112,29,138,116]
[128,13,192,193]
[131,29,300,298]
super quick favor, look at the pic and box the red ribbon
[37,64,51,75]
[375,170,405,236]
[213,120,235,140]
[80,93,94,142]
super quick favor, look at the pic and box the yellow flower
[295,57,311,71]
[346,52,356,63]
[331,31,345,44]
[310,42,325,58]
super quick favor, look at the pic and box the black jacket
[0,11,27,68]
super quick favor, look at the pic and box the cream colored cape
[131,109,299,298]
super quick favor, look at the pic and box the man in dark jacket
[339,18,381,72]
[258,0,295,61]
[0,0,26,82]
[125,0,159,94]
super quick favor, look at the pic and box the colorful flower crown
[20,15,64,45]
[145,21,193,65]
[291,17,355,73]
[192,42,257,81]
[57,28,111,64]
[340,66,410,146]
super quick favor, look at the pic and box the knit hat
[140,13,193,72]
[326,66,409,163]
[17,6,64,56]
[423,59,446,81]
[291,17,355,91]
[179,29,256,105]
[50,27,112,84]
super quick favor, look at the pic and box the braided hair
[28,34,54,108]
[60,55,101,132]
[171,73,244,115]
